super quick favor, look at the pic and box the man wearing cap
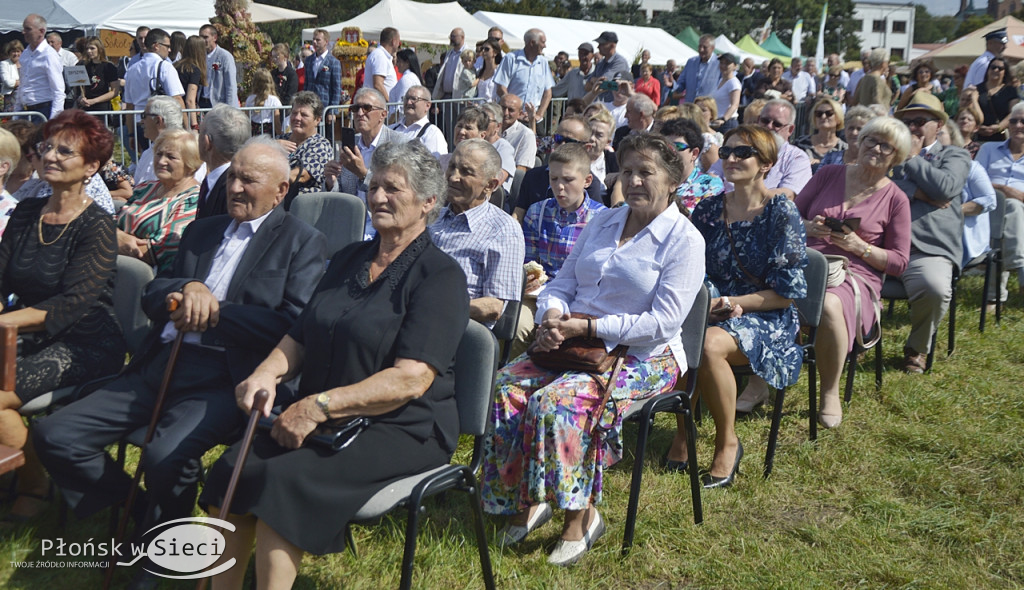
[553,43,596,100]
[965,29,1007,88]
[671,34,720,104]
[891,90,970,374]
[494,28,553,122]
[586,31,631,102]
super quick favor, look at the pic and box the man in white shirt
[45,32,78,111]
[481,102,517,193]
[965,29,1007,88]
[494,28,553,122]
[16,14,65,119]
[391,85,448,159]
[364,27,399,99]
[432,28,466,100]
[782,57,816,103]
[124,28,185,155]
[126,26,150,69]
[499,93,537,171]
[552,43,595,100]
[199,24,238,108]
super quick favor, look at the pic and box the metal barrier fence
[0,111,50,124]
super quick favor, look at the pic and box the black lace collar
[354,230,431,293]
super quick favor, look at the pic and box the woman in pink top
[794,116,913,428]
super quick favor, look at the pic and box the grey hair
[453,138,502,186]
[371,140,445,224]
[146,95,184,130]
[290,91,324,120]
[845,105,878,125]
[942,119,965,148]
[524,28,544,44]
[203,104,251,157]
[354,87,386,107]
[1011,101,1024,119]
[26,14,46,29]
[480,102,502,128]
[764,98,796,125]
[866,48,889,69]
[628,94,656,117]
[239,135,291,183]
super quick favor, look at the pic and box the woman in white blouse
[711,52,741,132]
[1,41,22,112]
[388,49,421,110]
[481,133,706,566]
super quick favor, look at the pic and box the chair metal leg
[764,386,785,479]
[684,406,703,525]
[345,526,357,557]
[980,255,993,332]
[807,359,817,442]
[873,338,883,391]
[843,349,857,406]
[925,330,937,372]
[621,408,652,555]
[810,364,821,442]
[464,470,496,590]
[995,252,1003,325]
[398,498,424,590]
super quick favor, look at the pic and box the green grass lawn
[2,275,1023,589]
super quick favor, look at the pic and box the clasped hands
[805,215,869,254]
[532,311,588,353]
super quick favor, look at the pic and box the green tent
[676,26,700,50]
[735,35,791,65]
[759,32,792,57]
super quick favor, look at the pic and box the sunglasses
[815,110,835,118]
[673,141,690,152]
[1009,118,1024,126]
[758,116,787,130]
[989,65,1005,71]
[861,136,895,155]
[901,117,936,128]
[719,145,759,160]
[553,134,580,144]
[351,103,384,114]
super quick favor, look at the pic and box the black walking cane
[103,299,186,590]
[195,388,270,590]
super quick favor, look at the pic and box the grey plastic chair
[492,275,527,367]
[18,255,155,416]
[289,192,366,258]
[621,284,709,555]
[345,320,498,590]
[734,248,827,473]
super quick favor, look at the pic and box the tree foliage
[914,5,958,44]
[955,13,995,39]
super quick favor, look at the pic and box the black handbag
[258,414,371,452]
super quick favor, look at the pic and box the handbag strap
[588,348,628,438]
[844,266,882,349]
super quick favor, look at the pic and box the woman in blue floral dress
[665,125,807,489]
[481,134,706,566]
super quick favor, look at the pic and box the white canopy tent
[714,35,768,66]
[2,0,313,35]
[472,11,697,66]
[301,0,517,49]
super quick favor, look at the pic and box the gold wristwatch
[315,392,331,419]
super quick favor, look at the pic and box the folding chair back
[288,192,366,258]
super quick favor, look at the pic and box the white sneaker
[547,509,605,566]
[496,502,552,547]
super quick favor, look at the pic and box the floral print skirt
[481,349,678,515]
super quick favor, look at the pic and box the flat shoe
[496,502,552,547]
[735,385,769,414]
[817,412,842,429]
[547,509,605,566]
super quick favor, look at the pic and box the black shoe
[661,451,688,473]
[701,441,743,489]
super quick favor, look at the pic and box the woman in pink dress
[794,117,913,428]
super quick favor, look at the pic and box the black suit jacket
[137,205,327,384]
[196,171,229,220]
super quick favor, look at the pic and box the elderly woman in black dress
[0,110,125,520]
[201,140,469,588]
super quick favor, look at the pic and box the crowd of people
[0,12,1021,588]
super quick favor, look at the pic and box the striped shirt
[523,194,605,277]
[117,181,199,272]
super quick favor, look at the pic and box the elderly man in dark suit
[34,138,327,552]
[891,91,970,373]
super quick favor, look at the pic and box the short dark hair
[380,27,399,46]
[145,28,170,51]
[657,118,704,152]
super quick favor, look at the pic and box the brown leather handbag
[527,313,627,373]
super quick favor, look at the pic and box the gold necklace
[38,198,90,246]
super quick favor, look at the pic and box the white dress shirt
[391,116,448,159]
[363,46,397,96]
[17,40,65,117]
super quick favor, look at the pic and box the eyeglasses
[35,141,79,160]
[140,112,158,120]
[404,96,430,104]
[901,117,936,128]
[155,42,171,50]
[815,110,835,119]
[673,141,690,152]
[351,104,384,114]
[1009,118,1024,126]
[861,136,895,155]
[989,65,1005,71]
[553,134,580,144]
[758,116,787,130]
[719,145,759,160]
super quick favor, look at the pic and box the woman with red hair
[0,110,126,522]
